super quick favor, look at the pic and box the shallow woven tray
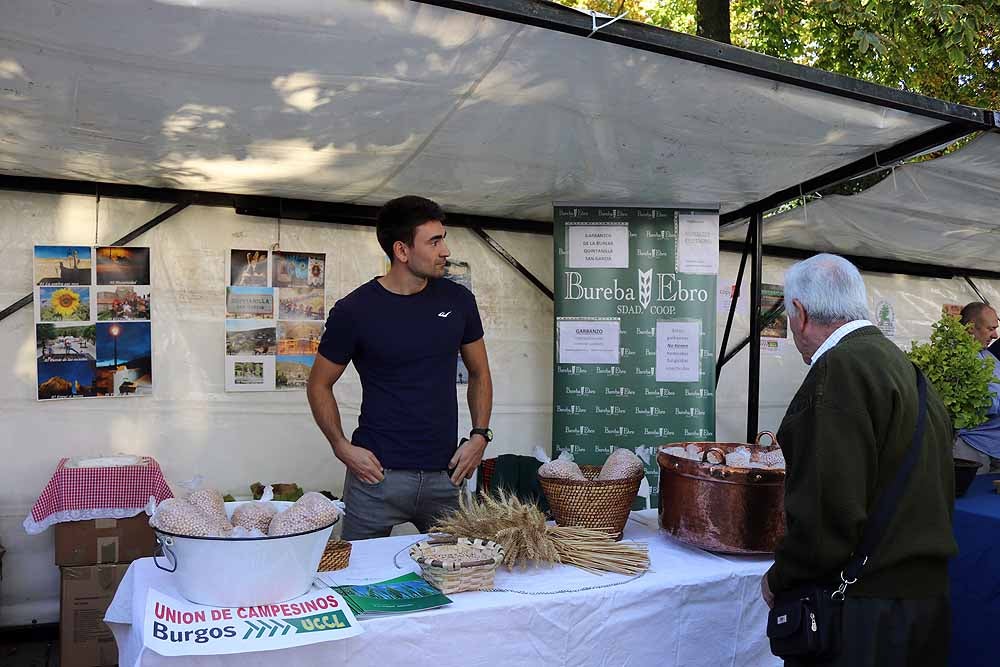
[538,465,644,540]
[318,539,352,572]
[410,537,504,594]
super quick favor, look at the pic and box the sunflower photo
[39,286,91,322]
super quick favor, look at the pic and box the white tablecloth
[105,510,779,666]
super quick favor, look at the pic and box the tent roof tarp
[0,0,993,222]
[721,132,1000,271]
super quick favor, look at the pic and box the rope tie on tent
[800,184,807,226]
[94,185,101,245]
[272,198,282,252]
[587,10,627,37]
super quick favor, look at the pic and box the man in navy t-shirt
[307,196,494,540]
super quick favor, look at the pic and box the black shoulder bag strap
[833,364,928,599]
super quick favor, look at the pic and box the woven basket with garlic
[536,449,645,540]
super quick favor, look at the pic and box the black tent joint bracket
[0,202,188,324]
[470,227,554,300]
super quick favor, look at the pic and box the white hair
[784,254,869,325]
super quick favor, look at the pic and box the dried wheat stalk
[430,491,649,575]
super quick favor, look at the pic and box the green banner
[552,205,718,509]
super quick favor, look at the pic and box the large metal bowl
[657,435,785,554]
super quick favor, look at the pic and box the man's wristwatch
[470,427,493,443]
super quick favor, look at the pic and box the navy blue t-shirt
[317,277,484,470]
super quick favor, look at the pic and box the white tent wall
[2,190,998,626]
[715,252,1000,439]
[0,191,554,626]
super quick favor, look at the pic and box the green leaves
[560,0,1000,110]
[908,314,995,430]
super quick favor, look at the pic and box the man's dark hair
[376,196,445,261]
[960,302,994,325]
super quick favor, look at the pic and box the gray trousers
[784,595,950,667]
[341,468,461,541]
[953,435,999,474]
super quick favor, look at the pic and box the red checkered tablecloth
[24,457,174,534]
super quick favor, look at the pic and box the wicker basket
[538,465,643,540]
[409,537,504,594]
[317,539,352,572]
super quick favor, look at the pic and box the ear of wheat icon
[638,269,652,310]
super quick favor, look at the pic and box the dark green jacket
[768,326,957,598]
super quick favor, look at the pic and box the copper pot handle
[703,447,727,465]
[756,431,780,449]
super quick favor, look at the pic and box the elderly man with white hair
[761,254,956,666]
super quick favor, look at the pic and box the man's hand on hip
[335,442,384,485]
[448,435,487,486]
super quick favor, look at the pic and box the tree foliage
[559,0,1000,108]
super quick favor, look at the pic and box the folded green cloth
[481,454,549,514]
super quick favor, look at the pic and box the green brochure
[331,573,452,616]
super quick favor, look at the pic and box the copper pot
[657,432,786,554]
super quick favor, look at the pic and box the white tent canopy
[721,132,1000,271]
[0,0,990,223]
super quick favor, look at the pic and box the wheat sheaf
[431,491,649,575]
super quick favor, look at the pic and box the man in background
[955,302,1000,473]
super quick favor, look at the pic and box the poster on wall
[225,249,325,392]
[553,205,718,510]
[34,245,153,400]
[875,300,896,338]
[759,283,787,355]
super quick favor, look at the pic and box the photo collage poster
[225,249,326,392]
[34,245,153,400]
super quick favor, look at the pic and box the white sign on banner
[655,320,701,382]
[558,319,621,365]
[676,214,719,275]
[143,587,363,657]
[567,225,630,269]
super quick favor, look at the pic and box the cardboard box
[55,515,156,566]
[60,564,129,667]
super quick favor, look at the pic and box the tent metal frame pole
[716,220,753,386]
[963,276,990,305]
[412,0,994,128]
[0,203,188,324]
[747,210,764,443]
[0,174,552,236]
[470,227,554,300]
[720,123,978,228]
[719,240,1000,281]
